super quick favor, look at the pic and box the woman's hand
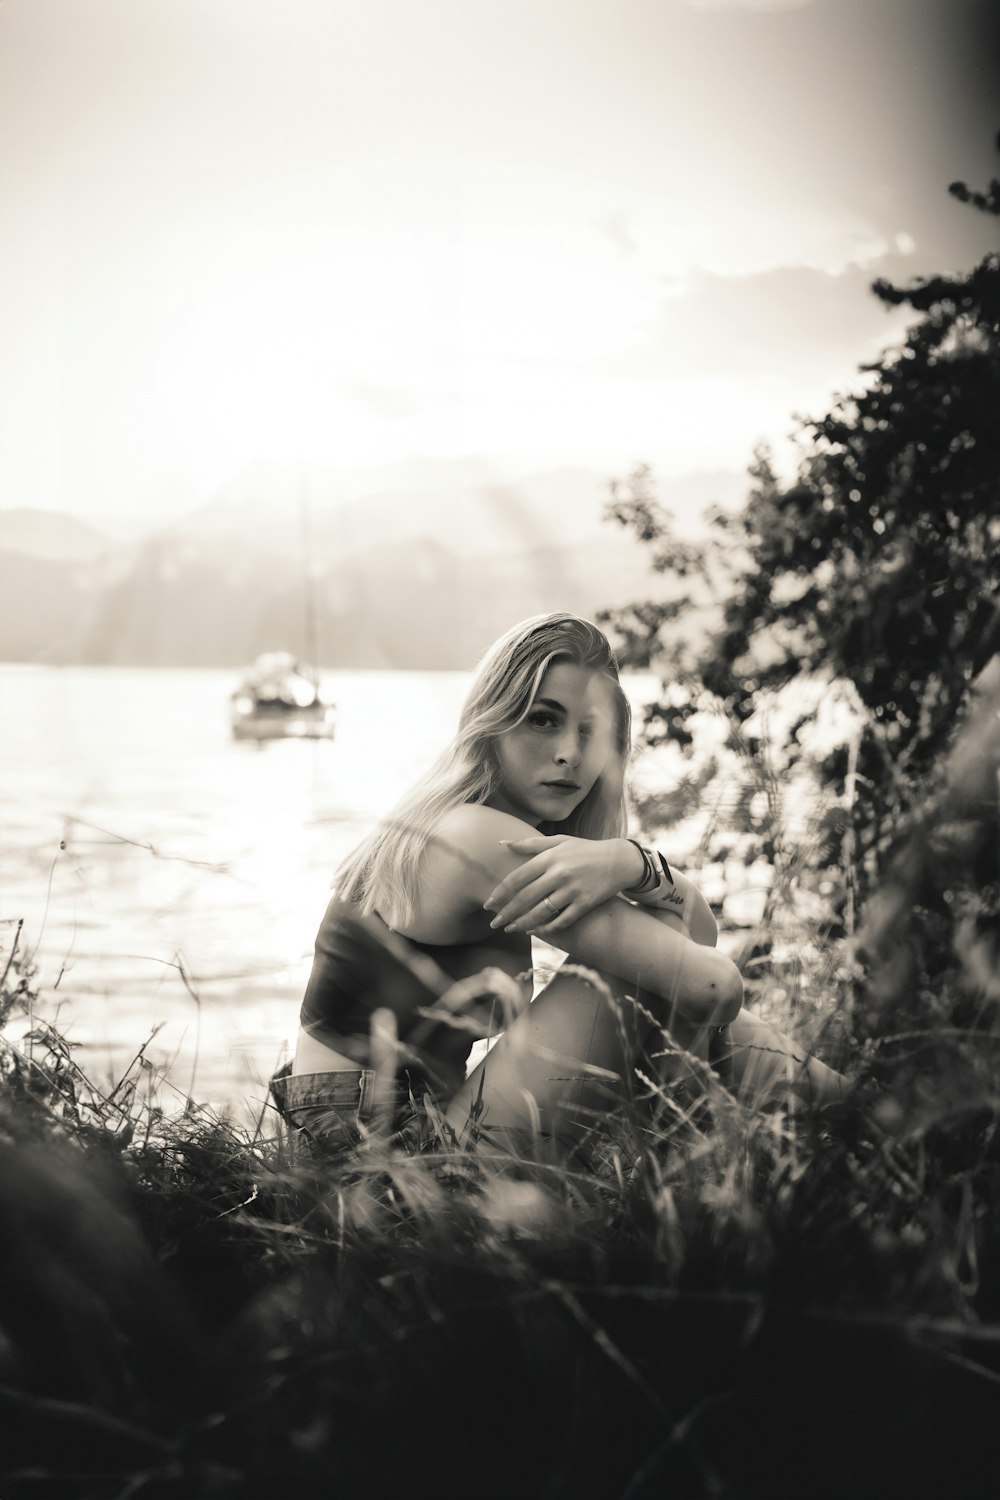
[483,835,644,935]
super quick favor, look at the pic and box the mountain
[164,460,613,562]
[0,509,111,561]
[165,459,747,564]
[0,552,91,662]
[0,530,714,670]
[0,463,744,666]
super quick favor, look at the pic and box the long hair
[335,613,632,928]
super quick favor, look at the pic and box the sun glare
[141,224,670,486]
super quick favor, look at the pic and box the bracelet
[623,840,673,896]
[623,839,655,893]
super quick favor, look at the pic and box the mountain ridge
[0,464,744,667]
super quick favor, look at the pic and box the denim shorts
[269,1061,430,1157]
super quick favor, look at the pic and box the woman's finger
[490,879,561,929]
[501,887,571,934]
[499,836,558,854]
[533,899,577,935]
[485,852,555,912]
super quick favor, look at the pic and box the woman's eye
[527,710,557,729]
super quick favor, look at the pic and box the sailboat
[229,483,336,742]
[229,651,336,740]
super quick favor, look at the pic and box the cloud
[587,255,918,393]
[824,228,915,271]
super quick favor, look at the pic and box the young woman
[272,613,843,1160]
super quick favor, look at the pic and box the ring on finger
[542,895,564,920]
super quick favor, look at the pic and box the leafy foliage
[601,141,1000,898]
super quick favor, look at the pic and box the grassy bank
[2,689,998,1499]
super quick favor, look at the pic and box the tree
[602,140,1000,908]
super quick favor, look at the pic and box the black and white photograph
[1,1,998,1495]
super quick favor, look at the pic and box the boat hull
[230,706,336,742]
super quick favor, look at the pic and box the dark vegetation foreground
[1,665,998,1500]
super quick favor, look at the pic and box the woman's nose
[554,731,583,766]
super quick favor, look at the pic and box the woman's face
[488,660,619,827]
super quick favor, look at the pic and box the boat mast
[299,476,320,670]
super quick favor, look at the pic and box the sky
[1,0,998,531]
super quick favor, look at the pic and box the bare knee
[442,962,648,1153]
[726,1009,846,1110]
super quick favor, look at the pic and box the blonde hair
[335,612,632,928]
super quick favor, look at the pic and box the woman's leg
[444,979,846,1159]
[720,1008,846,1110]
[444,963,699,1159]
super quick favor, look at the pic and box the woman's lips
[542,780,580,794]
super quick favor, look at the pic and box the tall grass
[1,678,998,1499]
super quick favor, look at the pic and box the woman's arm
[637,867,718,948]
[484,833,719,948]
[431,806,742,1027]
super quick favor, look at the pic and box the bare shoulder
[435,802,535,846]
[425,803,537,903]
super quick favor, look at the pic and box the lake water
[1,664,660,1123]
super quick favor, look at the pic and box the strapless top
[299,896,527,1094]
